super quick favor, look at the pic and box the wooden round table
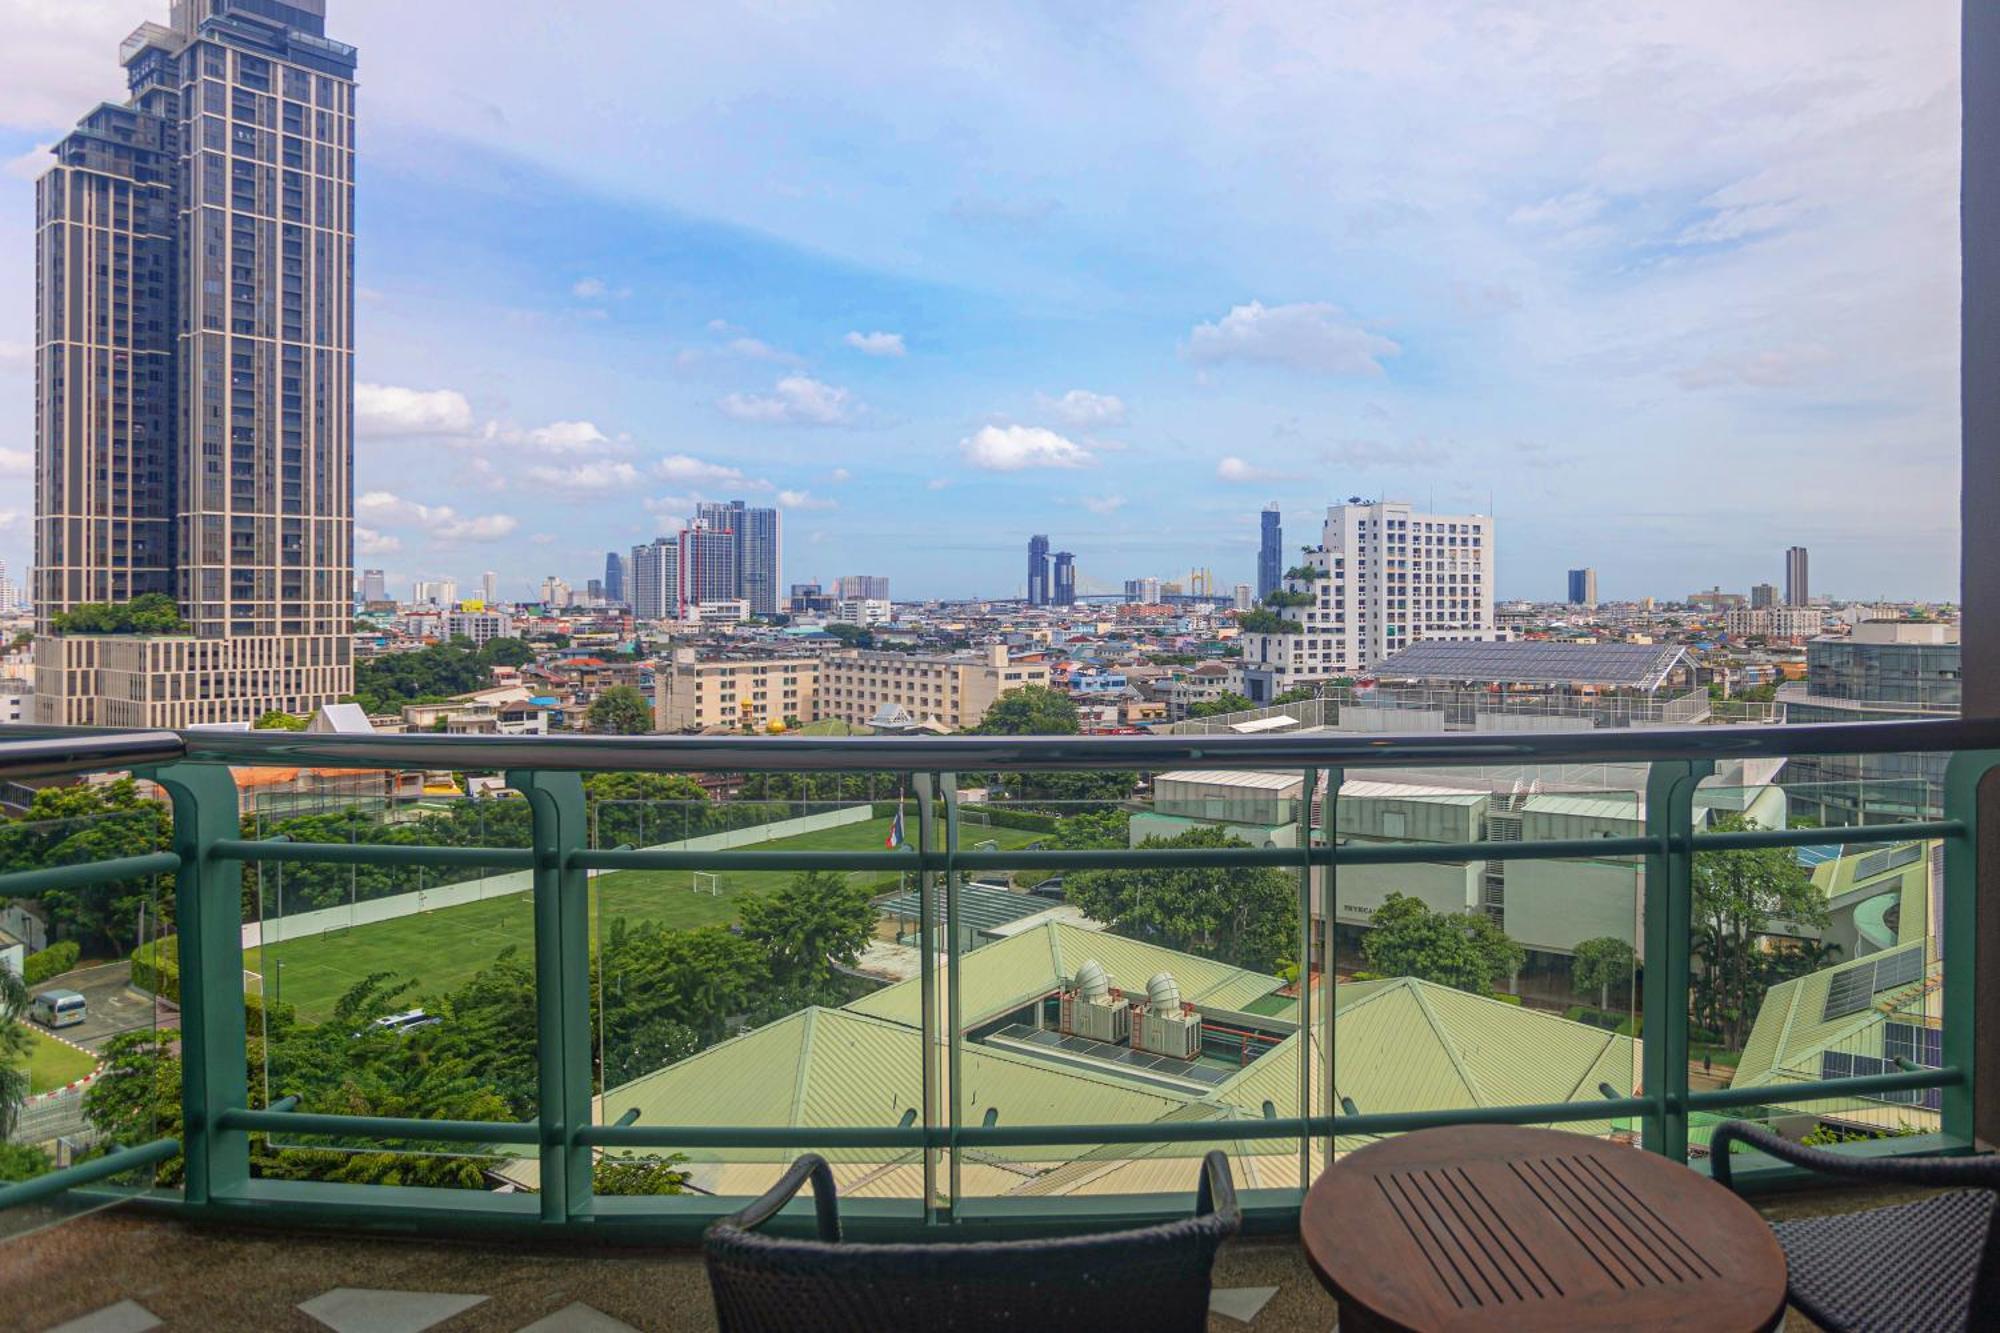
[1301,1125,1787,1332]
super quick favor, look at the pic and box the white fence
[10,1075,99,1145]
[243,803,875,949]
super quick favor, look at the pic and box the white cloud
[644,494,702,516]
[843,330,906,357]
[718,376,859,425]
[1082,494,1127,515]
[572,277,607,299]
[4,144,53,182]
[828,467,852,484]
[357,491,518,542]
[525,460,645,494]
[726,336,792,361]
[655,454,745,484]
[482,419,612,453]
[777,489,837,510]
[0,341,28,366]
[1215,456,1297,484]
[1186,302,1400,378]
[1508,188,1606,229]
[356,384,475,438]
[1041,389,1127,428]
[0,449,31,476]
[356,526,402,556]
[960,425,1093,471]
[926,478,952,492]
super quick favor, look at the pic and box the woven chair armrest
[1711,1120,2000,1193]
[712,1153,841,1242]
[1197,1150,1240,1225]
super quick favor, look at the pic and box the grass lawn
[247,816,1049,1021]
[24,1027,99,1094]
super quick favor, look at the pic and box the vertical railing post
[1640,759,1711,1161]
[941,771,963,1216]
[507,769,592,1226]
[1297,766,1319,1192]
[1317,766,1343,1174]
[1941,751,1997,1142]
[148,761,250,1205]
[912,772,939,1225]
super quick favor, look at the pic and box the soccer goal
[243,968,265,997]
[691,871,724,897]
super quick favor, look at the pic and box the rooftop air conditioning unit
[1058,959,1130,1044]
[1132,970,1202,1059]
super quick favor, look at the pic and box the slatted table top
[1300,1125,1787,1333]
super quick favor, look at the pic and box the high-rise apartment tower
[1027,535,1051,606]
[1257,504,1282,600]
[34,0,357,725]
[1566,568,1597,607]
[1785,546,1811,606]
[1052,551,1076,606]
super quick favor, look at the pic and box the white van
[32,989,86,1029]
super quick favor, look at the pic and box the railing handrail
[0,715,1990,777]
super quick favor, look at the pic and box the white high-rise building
[1238,500,1499,701]
[481,571,498,605]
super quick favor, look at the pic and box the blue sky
[0,0,1963,602]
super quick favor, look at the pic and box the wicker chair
[703,1151,1241,1332]
[1711,1121,2000,1332]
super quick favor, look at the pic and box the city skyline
[0,3,1964,603]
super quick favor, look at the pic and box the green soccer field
[245,815,1049,1021]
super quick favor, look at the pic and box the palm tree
[1,968,33,1137]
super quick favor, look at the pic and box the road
[31,960,178,1051]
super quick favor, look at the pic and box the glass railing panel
[589,774,925,1215]
[3,815,173,1241]
[249,778,538,1181]
[1694,763,1950,1155]
[1329,777,1644,1151]
[946,778,1311,1201]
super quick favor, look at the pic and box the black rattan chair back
[704,1152,1241,1333]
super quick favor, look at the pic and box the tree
[1189,692,1253,718]
[1361,893,1525,998]
[348,637,534,714]
[1235,609,1302,635]
[1269,686,1319,706]
[587,685,653,735]
[50,592,189,636]
[254,709,308,731]
[594,1154,691,1195]
[0,967,31,1137]
[973,686,1079,736]
[738,870,876,1003]
[1572,936,1637,1011]
[1066,826,1294,970]
[0,779,174,953]
[1047,808,1131,851]
[1691,814,1829,1048]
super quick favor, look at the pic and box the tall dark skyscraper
[603,551,626,605]
[1257,504,1282,600]
[1567,567,1597,606]
[1052,551,1075,605]
[34,0,357,725]
[1027,534,1051,606]
[1785,546,1811,606]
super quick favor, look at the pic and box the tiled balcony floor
[4,1188,1911,1332]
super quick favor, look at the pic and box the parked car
[1031,876,1066,899]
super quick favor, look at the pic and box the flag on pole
[887,788,906,848]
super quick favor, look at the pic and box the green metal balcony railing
[0,720,1993,1240]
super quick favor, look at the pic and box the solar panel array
[990,1023,1233,1087]
[1372,640,1685,688]
[1820,944,1927,1021]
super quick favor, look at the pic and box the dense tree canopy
[973,685,1079,736]
[1572,936,1637,1011]
[1189,692,1253,719]
[1066,825,1293,970]
[1361,893,1526,998]
[0,779,174,953]
[348,637,533,714]
[1692,814,1830,1048]
[50,593,188,636]
[587,685,654,735]
[254,710,308,731]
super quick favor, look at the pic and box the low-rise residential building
[819,645,1050,730]
[1723,606,1825,639]
[654,650,821,733]
[442,609,516,645]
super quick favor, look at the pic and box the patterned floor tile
[42,1302,161,1333]
[1209,1285,1281,1324]
[297,1288,489,1333]
[513,1303,642,1332]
